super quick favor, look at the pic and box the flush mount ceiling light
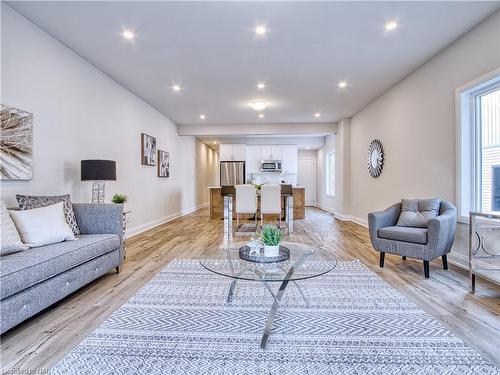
[257,82,266,89]
[255,25,267,35]
[249,100,268,111]
[314,113,321,118]
[121,30,135,40]
[385,21,398,31]
[338,81,348,88]
[199,114,206,120]
[172,84,181,92]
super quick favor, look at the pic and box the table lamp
[81,159,116,204]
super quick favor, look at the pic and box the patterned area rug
[52,259,498,374]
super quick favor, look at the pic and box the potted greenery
[261,225,281,257]
[111,193,128,204]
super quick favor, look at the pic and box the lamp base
[91,181,105,204]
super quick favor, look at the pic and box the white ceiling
[6,1,500,127]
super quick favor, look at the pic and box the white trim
[315,205,368,228]
[126,202,208,239]
[455,67,500,222]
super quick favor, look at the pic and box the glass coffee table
[199,241,337,349]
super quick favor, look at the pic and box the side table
[123,210,131,258]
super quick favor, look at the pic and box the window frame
[456,68,500,222]
[325,150,335,197]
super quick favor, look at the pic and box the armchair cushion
[396,198,441,228]
[378,226,428,245]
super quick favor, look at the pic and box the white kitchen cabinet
[271,146,282,160]
[246,146,261,174]
[219,144,246,161]
[232,144,246,161]
[219,144,233,161]
[281,145,298,174]
[260,145,272,160]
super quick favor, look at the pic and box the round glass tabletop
[199,241,337,282]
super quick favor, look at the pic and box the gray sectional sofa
[1,203,123,333]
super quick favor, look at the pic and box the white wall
[349,10,500,222]
[195,139,219,203]
[0,5,213,236]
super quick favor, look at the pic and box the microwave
[261,160,282,172]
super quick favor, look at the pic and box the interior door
[298,159,316,206]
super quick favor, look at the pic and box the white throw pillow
[0,201,28,255]
[9,202,75,248]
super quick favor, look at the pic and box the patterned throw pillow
[0,201,28,255]
[16,194,80,236]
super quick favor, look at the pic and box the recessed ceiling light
[213,141,217,145]
[199,114,206,120]
[314,113,321,118]
[257,82,266,89]
[338,81,347,88]
[122,30,135,40]
[255,25,267,35]
[385,21,398,31]
[172,84,181,92]
[306,147,310,150]
[249,100,268,111]
[259,113,265,119]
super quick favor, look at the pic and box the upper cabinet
[281,145,298,174]
[219,144,246,161]
[260,145,282,160]
[246,146,261,174]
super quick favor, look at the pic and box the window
[326,151,335,196]
[457,72,500,219]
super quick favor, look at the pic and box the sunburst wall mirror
[367,139,384,178]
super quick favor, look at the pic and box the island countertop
[208,186,305,220]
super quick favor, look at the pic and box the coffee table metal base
[226,252,312,349]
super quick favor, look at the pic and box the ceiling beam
[178,122,337,137]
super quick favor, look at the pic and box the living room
[1,1,499,374]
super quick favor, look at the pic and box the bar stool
[261,185,282,228]
[235,184,257,229]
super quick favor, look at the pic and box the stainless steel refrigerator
[220,161,245,186]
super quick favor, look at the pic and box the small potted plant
[111,193,128,204]
[261,225,281,257]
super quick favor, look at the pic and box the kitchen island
[208,186,305,220]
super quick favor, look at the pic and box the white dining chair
[235,184,257,229]
[260,185,282,228]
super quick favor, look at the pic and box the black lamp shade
[81,160,116,181]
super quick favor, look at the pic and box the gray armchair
[368,200,457,278]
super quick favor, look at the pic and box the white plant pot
[264,245,280,257]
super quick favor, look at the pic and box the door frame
[298,158,317,206]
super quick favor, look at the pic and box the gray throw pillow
[0,201,28,255]
[397,198,441,228]
[16,194,80,236]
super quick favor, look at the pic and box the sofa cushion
[0,234,120,299]
[378,226,428,245]
[396,198,441,228]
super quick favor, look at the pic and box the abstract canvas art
[0,105,33,180]
[158,149,170,178]
[141,133,156,166]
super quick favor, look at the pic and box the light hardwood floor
[1,207,499,371]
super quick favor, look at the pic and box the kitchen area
[208,143,306,220]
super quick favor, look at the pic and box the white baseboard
[126,202,208,239]
[315,204,368,228]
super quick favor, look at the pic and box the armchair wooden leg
[442,255,448,270]
[423,261,429,278]
[116,265,121,274]
[379,252,385,268]
[402,256,406,260]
